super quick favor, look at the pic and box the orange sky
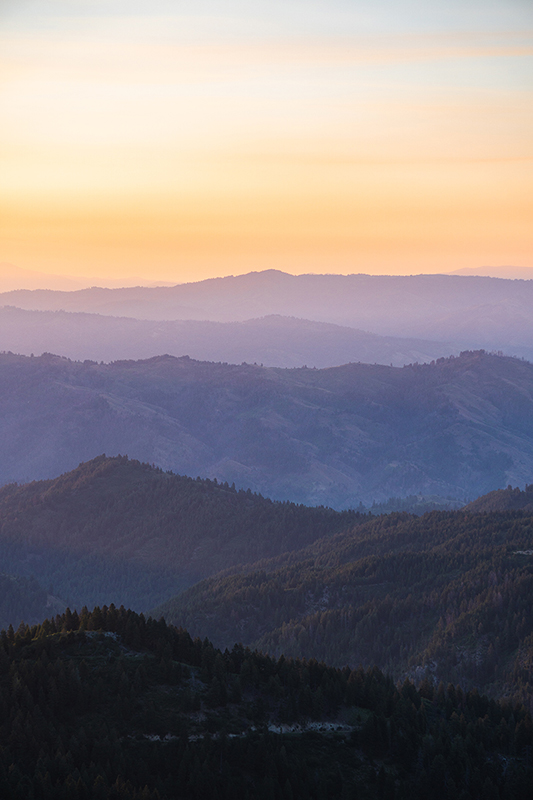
[0,1,532,284]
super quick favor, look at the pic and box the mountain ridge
[1,269,532,341]
[3,269,533,360]
[0,349,532,505]
[0,305,459,368]
[0,454,361,610]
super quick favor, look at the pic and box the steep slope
[154,508,533,702]
[0,349,532,505]
[0,306,456,367]
[0,455,359,610]
[2,271,533,358]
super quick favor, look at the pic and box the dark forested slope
[1,605,531,799]
[155,509,533,703]
[464,483,533,513]
[0,455,359,611]
[1,349,532,505]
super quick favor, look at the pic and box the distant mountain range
[2,271,533,361]
[449,266,533,279]
[0,263,174,291]
[0,306,457,368]
[0,263,87,291]
[0,349,532,506]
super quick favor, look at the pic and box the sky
[0,0,532,285]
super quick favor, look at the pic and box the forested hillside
[3,452,533,703]
[155,508,533,703]
[1,605,531,799]
[0,455,359,611]
[1,349,532,505]
[464,483,533,513]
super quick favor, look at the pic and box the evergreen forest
[1,605,532,799]
[156,503,533,705]
[1,458,533,797]
[0,455,361,615]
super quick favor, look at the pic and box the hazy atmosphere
[2,2,533,798]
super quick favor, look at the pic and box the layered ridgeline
[3,454,533,704]
[0,455,360,612]
[2,271,533,360]
[2,606,532,799]
[4,451,533,702]
[1,349,533,505]
[0,306,456,368]
[155,492,533,704]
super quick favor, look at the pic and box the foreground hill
[0,456,359,610]
[155,508,533,703]
[2,606,531,799]
[0,306,456,368]
[3,270,533,359]
[0,349,532,505]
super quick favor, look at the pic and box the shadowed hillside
[155,507,533,702]
[0,573,63,630]
[0,455,360,610]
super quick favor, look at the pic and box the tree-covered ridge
[1,606,532,799]
[464,484,533,513]
[366,494,464,515]
[0,455,361,611]
[155,509,533,703]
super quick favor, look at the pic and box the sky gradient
[1,0,532,284]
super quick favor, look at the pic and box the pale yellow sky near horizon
[1,0,532,284]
